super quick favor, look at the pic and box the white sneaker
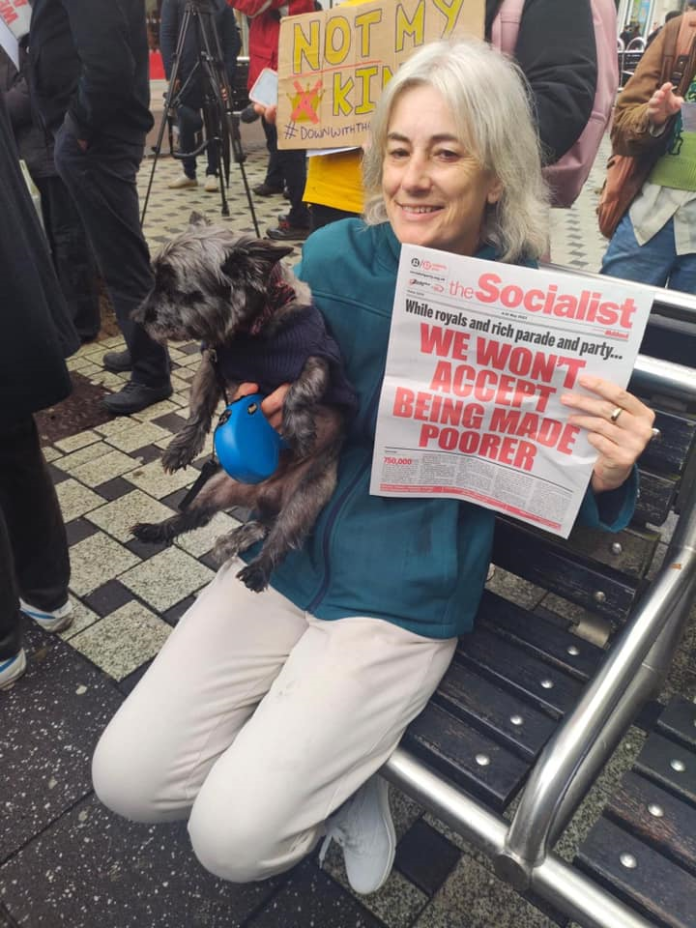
[204,175,218,192]
[168,173,198,189]
[0,649,27,690]
[19,598,73,634]
[319,776,396,895]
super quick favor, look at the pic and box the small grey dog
[130,219,357,592]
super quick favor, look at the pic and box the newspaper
[370,245,655,537]
[0,0,30,41]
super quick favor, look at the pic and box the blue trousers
[601,212,696,292]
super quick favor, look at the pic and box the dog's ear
[245,240,295,264]
[220,239,294,279]
[188,210,210,228]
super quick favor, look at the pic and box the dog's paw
[132,522,167,544]
[236,562,270,593]
[161,445,194,474]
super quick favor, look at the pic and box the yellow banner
[276,0,484,150]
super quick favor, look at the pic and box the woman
[93,39,654,895]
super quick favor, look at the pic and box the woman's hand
[233,382,290,431]
[647,81,683,132]
[560,376,656,494]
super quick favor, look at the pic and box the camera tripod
[141,0,260,236]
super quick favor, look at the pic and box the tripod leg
[141,6,194,226]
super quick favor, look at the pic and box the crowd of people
[0,0,687,903]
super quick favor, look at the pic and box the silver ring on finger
[649,427,661,442]
[610,406,624,423]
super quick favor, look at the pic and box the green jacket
[265,219,636,639]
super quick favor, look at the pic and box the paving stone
[119,546,214,612]
[82,580,137,618]
[245,859,387,928]
[55,431,102,453]
[64,518,100,547]
[68,533,141,597]
[395,819,461,897]
[69,449,139,487]
[0,796,277,928]
[53,440,113,474]
[87,490,174,543]
[104,421,171,454]
[124,458,198,499]
[174,511,241,557]
[55,479,106,522]
[70,601,171,680]
[162,595,196,627]
[0,623,122,863]
[93,475,137,502]
[58,596,101,642]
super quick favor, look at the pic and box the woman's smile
[382,85,501,256]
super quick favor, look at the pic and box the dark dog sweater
[215,304,358,413]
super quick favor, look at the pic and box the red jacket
[230,0,315,88]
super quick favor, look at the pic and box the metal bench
[385,275,696,928]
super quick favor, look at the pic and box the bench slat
[434,660,556,762]
[656,697,696,751]
[492,523,639,621]
[607,771,696,877]
[403,701,529,810]
[478,591,604,681]
[639,410,696,475]
[456,629,585,718]
[577,817,696,928]
[494,518,658,582]
[634,471,678,526]
[635,733,696,806]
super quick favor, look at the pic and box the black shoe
[240,104,260,124]
[267,220,310,242]
[103,349,133,373]
[254,182,284,197]
[102,381,173,416]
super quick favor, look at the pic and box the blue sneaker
[0,649,27,690]
[19,598,73,633]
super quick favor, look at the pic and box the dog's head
[132,218,295,345]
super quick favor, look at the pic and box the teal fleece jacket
[264,219,637,639]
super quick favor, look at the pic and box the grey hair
[363,38,549,262]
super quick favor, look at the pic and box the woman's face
[382,85,502,256]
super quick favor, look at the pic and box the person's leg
[187,613,456,883]
[92,562,308,823]
[279,149,309,229]
[258,117,283,192]
[600,213,677,286]
[0,505,22,663]
[54,126,170,391]
[176,104,201,179]
[666,250,696,293]
[0,418,70,614]
[309,203,361,233]
[36,175,101,341]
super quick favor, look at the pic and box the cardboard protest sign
[0,0,30,39]
[276,0,484,150]
[371,246,654,537]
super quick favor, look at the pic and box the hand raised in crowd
[561,377,656,494]
[647,81,683,131]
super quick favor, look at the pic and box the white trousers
[92,561,456,882]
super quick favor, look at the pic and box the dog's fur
[129,220,349,592]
